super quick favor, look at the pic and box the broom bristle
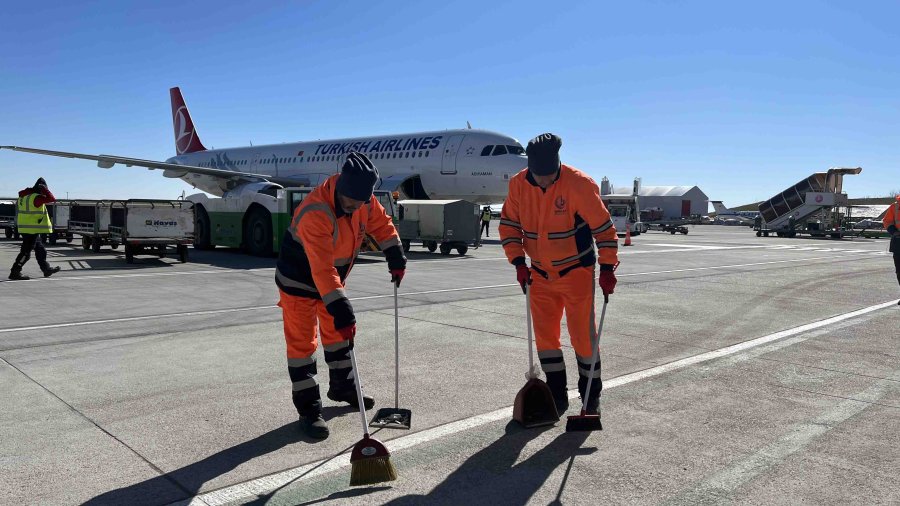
[350,456,397,486]
[565,414,603,432]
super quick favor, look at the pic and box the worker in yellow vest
[9,178,61,281]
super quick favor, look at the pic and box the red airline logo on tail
[169,87,207,155]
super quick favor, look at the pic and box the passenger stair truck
[756,167,861,238]
[187,185,398,256]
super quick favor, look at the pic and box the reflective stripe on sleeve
[499,218,521,229]
[501,238,523,246]
[322,288,347,306]
[275,269,318,292]
[595,240,618,249]
[378,236,401,250]
[591,220,613,235]
[290,203,338,246]
[551,246,594,266]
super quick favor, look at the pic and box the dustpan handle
[526,286,536,377]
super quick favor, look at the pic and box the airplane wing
[0,145,309,188]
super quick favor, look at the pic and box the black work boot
[578,376,602,415]
[8,270,29,281]
[327,383,375,410]
[298,413,330,439]
[544,370,569,415]
[43,266,61,278]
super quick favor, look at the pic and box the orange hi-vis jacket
[500,164,618,277]
[883,199,900,234]
[276,174,402,311]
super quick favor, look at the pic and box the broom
[348,346,398,486]
[565,293,607,432]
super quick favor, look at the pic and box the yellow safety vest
[15,194,52,234]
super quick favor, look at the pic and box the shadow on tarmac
[81,421,324,506]
[383,421,595,505]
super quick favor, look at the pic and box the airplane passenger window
[405,152,409,158]
[507,146,525,155]
[481,146,493,156]
[425,151,429,157]
[492,145,508,156]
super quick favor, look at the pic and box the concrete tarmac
[0,224,897,505]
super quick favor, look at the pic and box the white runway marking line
[176,298,899,506]
[0,253,883,334]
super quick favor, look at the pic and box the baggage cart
[107,200,194,263]
[46,200,74,244]
[0,199,16,239]
[397,199,478,255]
[68,200,122,253]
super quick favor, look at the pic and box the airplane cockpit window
[507,145,525,155]
[491,145,508,156]
[481,146,493,156]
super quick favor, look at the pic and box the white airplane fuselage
[166,129,526,204]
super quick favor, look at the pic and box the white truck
[600,177,645,236]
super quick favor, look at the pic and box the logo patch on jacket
[554,196,567,214]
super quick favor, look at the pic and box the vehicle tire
[82,237,91,251]
[125,245,134,264]
[177,245,189,263]
[670,230,676,235]
[3,228,10,239]
[456,245,468,256]
[48,233,58,245]
[683,230,689,235]
[439,243,451,255]
[244,207,273,256]
[756,231,762,237]
[401,239,411,253]
[426,241,437,253]
[66,233,74,243]
[110,242,119,250]
[194,207,214,250]
[92,238,102,253]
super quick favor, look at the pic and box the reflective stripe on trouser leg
[318,301,355,390]
[279,289,322,416]
[561,267,600,399]
[537,349,567,395]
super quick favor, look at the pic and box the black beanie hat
[34,177,47,188]
[336,152,379,202]
[526,133,562,176]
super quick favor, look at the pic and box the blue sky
[1,1,898,208]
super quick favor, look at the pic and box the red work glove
[390,268,405,287]
[599,270,617,297]
[516,264,531,294]
[337,324,356,342]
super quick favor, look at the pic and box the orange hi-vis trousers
[530,266,602,395]
[278,289,354,416]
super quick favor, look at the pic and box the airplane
[1,87,527,204]
[710,201,759,226]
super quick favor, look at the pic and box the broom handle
[526,286,534,375]
[394,282,400,409]
[581,294,607,414]
[349,347,369,437]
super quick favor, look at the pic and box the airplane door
[250,153,261,174]
[441,135,465,174]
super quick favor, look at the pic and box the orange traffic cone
[623,223,632,246]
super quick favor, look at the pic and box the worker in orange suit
[883,194,900,305]
[276,152,406,439]
[500,133,618,416]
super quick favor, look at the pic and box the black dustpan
[513,287,560,428]
[369,283,412,430]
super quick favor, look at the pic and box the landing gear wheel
[66,233,74,243]
[194,207,214,250]
[244,208,273,256]
[177,245,189,263]
[82,237,91,251]
[426,241,437,253]
[92,238,101,253]
[125,245,135,264]
[439,243,451,255]
[456,245,468,256]
[401,239,411,253]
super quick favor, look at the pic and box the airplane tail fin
[710,201,729,214]
[170,87,207,155]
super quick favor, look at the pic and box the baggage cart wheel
[157,245,166,258]
[756,231,762,237]
[401,239,411,253]
[66,233,74,243]
[682,230,689,235]
[92,238,102,253]
[82,237,91,251]
[3,228,10,239]
[456,245,468,256]
[439,243,452,255]
[49,233,58,245]
[177,245,189,263]
[110,242,119,250]
[670,230,676,234]
[125,245,135,264]
[426,241,437,253]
